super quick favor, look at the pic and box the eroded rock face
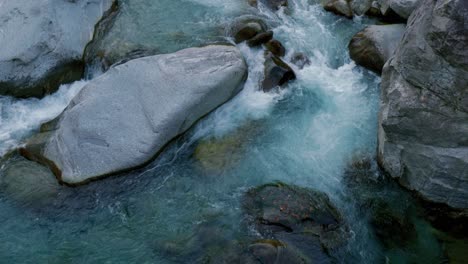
[0,0,115,98]
[21,45,248,185]
[378,0,468,209]
[378,0,421,19]
[322,0,419,20]
[349,24,406,74]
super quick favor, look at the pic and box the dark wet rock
[247,31,274,47]
[265,39,286,57]
[21,45,248,185]
[0,0,115,98]
[432,230,468,264]
[243,182,348,262]
[369,200,416,248]
[229,16,269,44]
[343,157,419,249]
[0,156,60,204]
[378,0,468,209]
[419,199,468,239]
[262,52,296,92]
[248,240,308,264]
[348,24,405,74]
[290,52,311,69]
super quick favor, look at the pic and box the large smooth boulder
[21,45,247,185]
[0,0,115,98]
[349,24,406,74]
[378,0,468,209]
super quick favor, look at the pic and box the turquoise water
[0,0,454,263]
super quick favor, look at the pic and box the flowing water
[0,0,454,263]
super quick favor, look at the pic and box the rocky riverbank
[0,0,466,262]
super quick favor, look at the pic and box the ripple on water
[0,0,454,263]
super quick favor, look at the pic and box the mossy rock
[193,121,263,172]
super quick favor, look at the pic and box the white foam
[0,80,88,156]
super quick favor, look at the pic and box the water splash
[0,80,88,156]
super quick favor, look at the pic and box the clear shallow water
[0,0,456,263]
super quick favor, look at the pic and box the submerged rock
[262,52,296,92]
[369,200,416,248]
[348,24,406,74]
[254,0,289,10]
[0,0,115,98]
[0,156,60,204]
[21,45,248,185]
[378,0,468,209]
[290,52,311,69]
[194,121,264,173]
[343,158,419,251]
[243,182,348,263]
[247,240,308,264]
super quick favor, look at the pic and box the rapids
[0,0,450,263]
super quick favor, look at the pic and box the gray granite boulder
[378,0,468,209]
[0,0,115,98]
[21,45,248,185]
[322,0,419,20]
[349,24,406,74]
[377,0,421,19]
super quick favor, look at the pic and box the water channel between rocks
[0,0,458,263]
